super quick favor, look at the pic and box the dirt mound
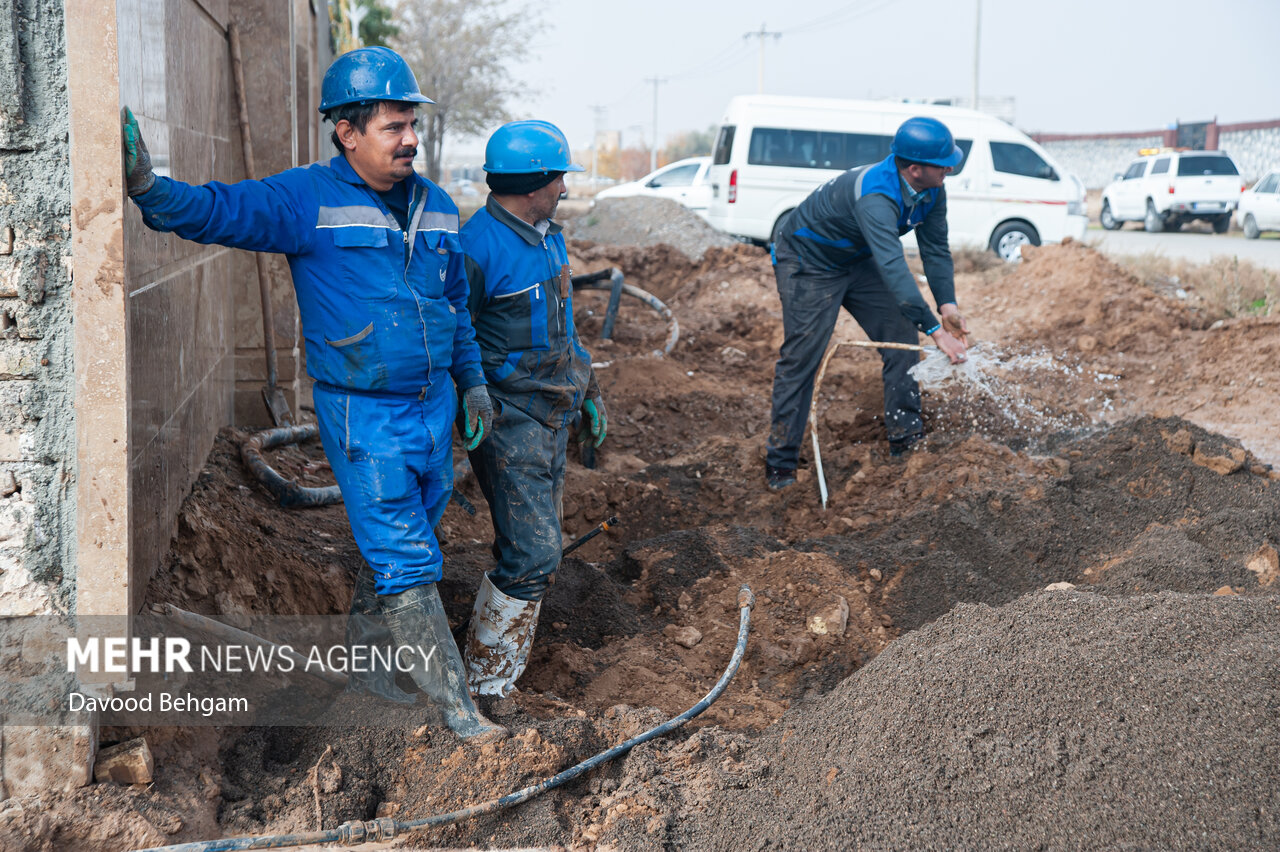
[683,591,1280,850]
[563,197,741,260]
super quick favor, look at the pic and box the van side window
[953,140,974,175]
[713,126,736,165]
[991,142,1059,180]
[1151,158,1170,175]
[1123,161,1146,180]
[748,128,890,170]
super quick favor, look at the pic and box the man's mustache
[394,147,418,159]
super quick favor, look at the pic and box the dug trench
[9,231,1279,850]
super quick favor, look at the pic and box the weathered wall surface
[0,0,75,616]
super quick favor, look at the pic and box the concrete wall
[0,0,76,617]
[1035,120,1280,189]
[0,0,328,797]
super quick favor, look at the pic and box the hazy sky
[450,0,1280,157]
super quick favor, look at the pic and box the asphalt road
[1082,226,1280,271]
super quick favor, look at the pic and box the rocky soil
[4,219,1278,851]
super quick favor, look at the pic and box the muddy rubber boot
[463,573,542,697]
[380,583,508,743]
[345,566,415,705]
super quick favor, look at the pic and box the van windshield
[713,126,736,165]
[1177,155,1239,177]
[747,127,891,170]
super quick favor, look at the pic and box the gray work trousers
[468,400,568,602]
[766,254,923,470]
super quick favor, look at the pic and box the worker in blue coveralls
[765,116,973,491]
[457,121,606,697]
[121,47,504,742]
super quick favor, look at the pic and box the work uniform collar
[486,194,563,246]
[326,154,423,192]
[899,173,931,206]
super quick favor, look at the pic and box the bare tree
[391,0,543,182]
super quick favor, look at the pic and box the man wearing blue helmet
[120,47,504,741]
[765,116,972,491]
[457,120,604,697]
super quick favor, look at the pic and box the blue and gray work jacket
[461,196,597,429]
[775,154,957,334]
[130,155,484,398]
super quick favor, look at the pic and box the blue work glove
[461,385,493,451]
[578,394,607,448]
[121,107,155,197]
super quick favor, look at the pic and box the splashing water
[908,342,1120,444]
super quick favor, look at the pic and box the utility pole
[743,23,781,94]
[644,77,667,174]
[972,0,982,112]
[589,104,607,183]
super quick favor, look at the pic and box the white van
[705,95,1088,261]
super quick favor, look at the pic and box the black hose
[239,424,342,509]
[130,585,756,852]
[573,277,679,362]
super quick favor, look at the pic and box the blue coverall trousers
[313,384,455,597]
[766,253,924,470]
[467,400,569,602]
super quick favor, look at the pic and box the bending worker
[458,120,606,696]
[765,116,972,491]
[121,47,504,742]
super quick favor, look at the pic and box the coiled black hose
[131,585,755,852]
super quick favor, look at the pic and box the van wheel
[1099,200,1122,230]
[989,221,1039,262]
[1211,213,1231,234]
[1243,214,1261,239]
[770,211,794,248]
[1143,200,1164,233]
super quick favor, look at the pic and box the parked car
[592,157,713,218]
[1100,150,1244,233]
[1236,169,1280,239]
[703,95,1087,262]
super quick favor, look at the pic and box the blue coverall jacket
[131,155,483,595]
[459,196,597,601]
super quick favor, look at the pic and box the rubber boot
[345,565,416,705]
[380,583,507,743]
[463,573,542,697]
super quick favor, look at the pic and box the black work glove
[122,106,155,196]
[461,385,493,451]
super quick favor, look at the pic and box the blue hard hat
[319,47,434,113]
[484,120,585,174]
[891,117,963,168]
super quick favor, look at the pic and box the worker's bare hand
[939,303,969,346]
[930,327,968,364]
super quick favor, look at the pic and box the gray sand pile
[564,196,740,260]
[683,590,1280,850]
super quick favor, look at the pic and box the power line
[743,24,782,94]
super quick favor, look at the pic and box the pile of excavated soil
[563,197,741,260]
[8,241,1280,851]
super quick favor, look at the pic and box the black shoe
[888,435,924,458]
[765,464,797,491]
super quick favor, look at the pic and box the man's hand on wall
[462,385,493,451]
[121,107,155,197]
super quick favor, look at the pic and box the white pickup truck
[1100,150,1245,233]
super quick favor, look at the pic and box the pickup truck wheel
[1099,200,1122,231]
[1243,213,1261,240]
[1211,214,1231,234]
[989,221,1039,262]
[1143,200,1164,233]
